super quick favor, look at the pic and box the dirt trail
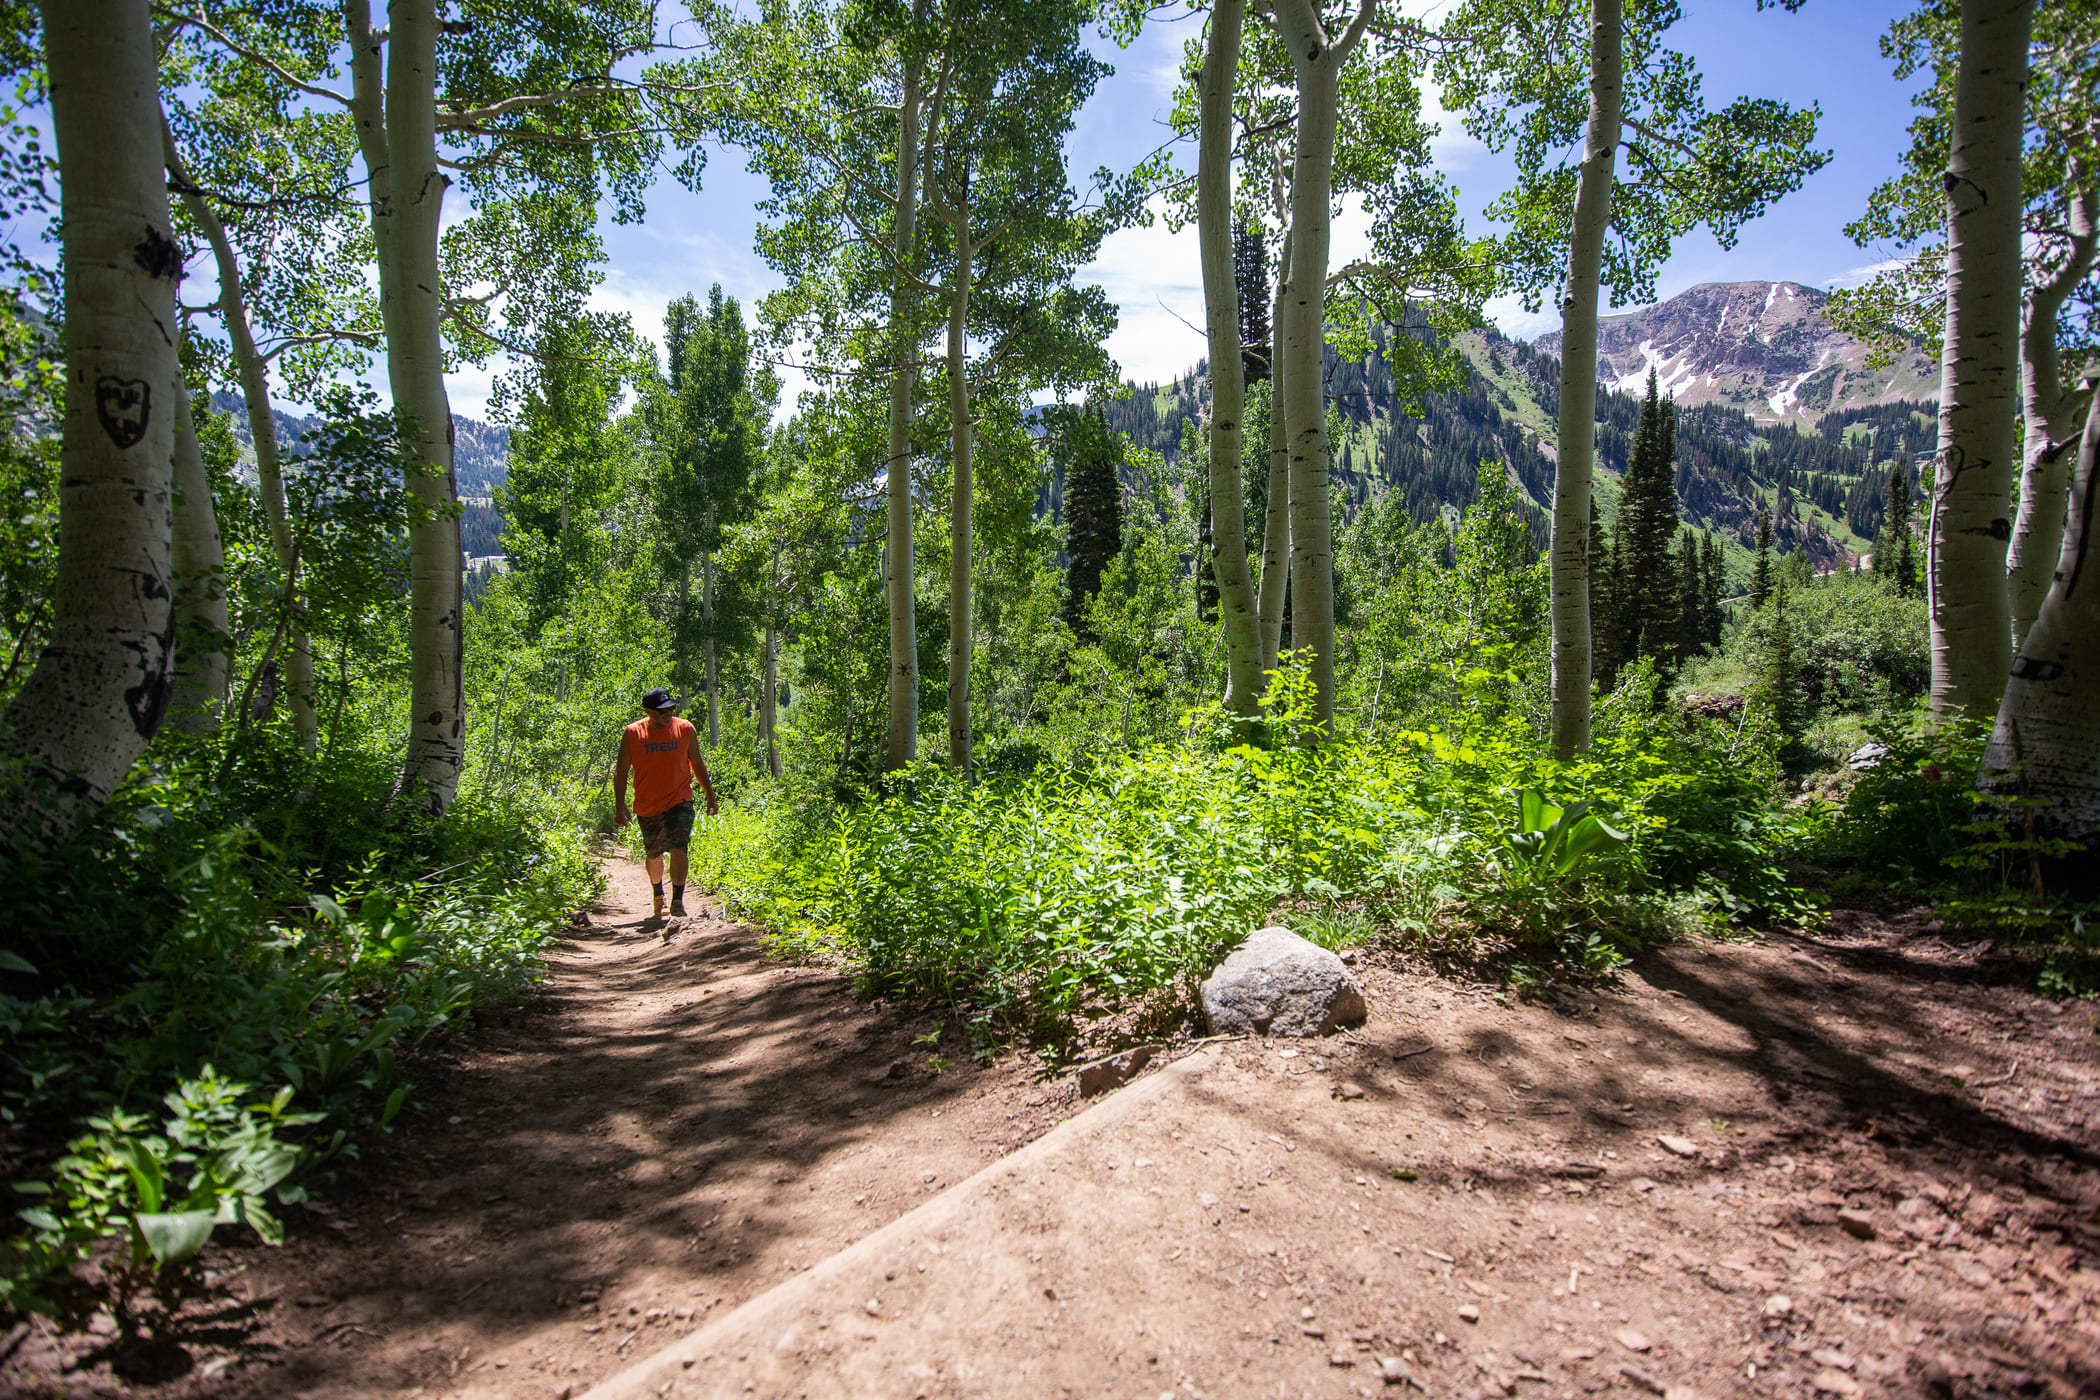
[6,859,1080,1399]
[7,874,2100,1400]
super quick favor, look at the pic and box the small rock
[1762,1294,1792,1319]
[1630,1177,1657,1193]
[1199,927,1368,1036]
[1301,1325,1327,1339]
[1302,1306,1317,1320]
[1811,1370,1862,1397]
[1077,1045,1156,1097]
[1329,1352,1356,1367]
[1198,1193,1219,1210]
[1376,1355,1413,1386]
[1657,1135,1698,1158]
[864,1298,881,1317]
[1810,1349,1855,1371]
[1837,1210,1877,1240]
[1335,1081,1367,1100]
[1561,1347,1597,1362]
[1457,1305,1480,1324]
[885,1061,907,1080]
[1614,1328,1651,1353]
[1619,1364,1668,1395]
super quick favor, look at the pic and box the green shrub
[694,660,1801,1037]
[0,728,598,1319]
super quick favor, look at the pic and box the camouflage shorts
[637,800,695,860]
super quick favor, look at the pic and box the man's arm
[612,730,633,825]
[688,728,718,814]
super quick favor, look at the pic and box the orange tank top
[625,715,695,817]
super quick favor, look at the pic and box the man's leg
[667,802,694,915]
[640,810,668,917]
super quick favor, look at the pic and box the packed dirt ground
[4,862,2097,1400]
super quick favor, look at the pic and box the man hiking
[614,688,719,918]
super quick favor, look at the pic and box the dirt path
[6,860,1080,1399]
[7,876,2099,1399]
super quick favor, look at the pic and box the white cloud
[1483,293,1560,343]
[1823,254,1914,290]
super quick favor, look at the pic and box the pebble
[864,1298,881,1317]
[1762,1294,1792,1319]
[1810,1349,1855,1370]
[1614,1327,1652,1353]
[1811,1370,1863,1396]
[1837,1210,1877,1240]
[1658,1135,1698,1157]
[1335,1082,1366,1100]
[1376,1355,1412,1386]
[1457,1304,1480,1324]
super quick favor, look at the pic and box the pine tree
[1589,499,1616,679]
[1750,508,1774,608]
[1700,530,1726,647]
[1611,372,1681,675]
[1873,465,1918,598]
[1677,537,1703,664]
[1236,221,1270,388]
[1763,575,1800,743]
[1055,406,1124,642]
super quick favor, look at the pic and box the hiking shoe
[669,897,687,917]
[652,892,666,918]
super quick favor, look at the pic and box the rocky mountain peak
[1533,280,1939,425]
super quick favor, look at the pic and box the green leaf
[135,1210,216,1265]
[0,950,36,975]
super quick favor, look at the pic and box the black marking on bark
[124,604,177,738]
[446,417,455,447]
[134,225,184,281]
[95,378,151,448]
[1989,517,2011,540]
[2009,656,2065,683]
[426,709,443,725]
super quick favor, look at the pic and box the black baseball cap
[641,688,679,711]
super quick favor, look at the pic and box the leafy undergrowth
[0,729,598,1329]
[691,664,1816,1047]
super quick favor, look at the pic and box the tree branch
[165,10,352,106]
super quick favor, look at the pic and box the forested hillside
[1102,316,1935,576]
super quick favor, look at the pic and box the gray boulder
[1200,926,1367,1037]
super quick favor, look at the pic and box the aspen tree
[1,0,183,851]
[1436,0,1825,756]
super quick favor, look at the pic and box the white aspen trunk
[1928,0,2033,722]
[2007,173,2096,652]
[676,558,692,695]
[163,120,318,750]
[1548,0,1622,761]
[2,0,182,851]
[1258,229,1293,673]
[945,230,975,777]
[762,611,781,780]
[381,0,464,806]
[1197,0,1263,715]
[703,510,719,746]
[1980,382,2100,840]
[884,60,924,772]
[1273,0,1372,736]
[168,383,229,733]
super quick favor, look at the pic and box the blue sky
[465,2,1926,420]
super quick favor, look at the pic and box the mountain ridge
[1532,280,1939,425]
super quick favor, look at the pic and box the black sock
[652,882,664,897]
[672,884,685,903]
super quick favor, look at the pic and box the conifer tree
[1873,465,1919,597]
[1677,538,1702,664]
[1763,575,1800,742]
[1055,407,1124,643]
[1700,530,1726,647]
[1610,372,1681,673]
[1751,508,1775,608]
[1234,222,1271,388]
[1589,499,1616,678]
